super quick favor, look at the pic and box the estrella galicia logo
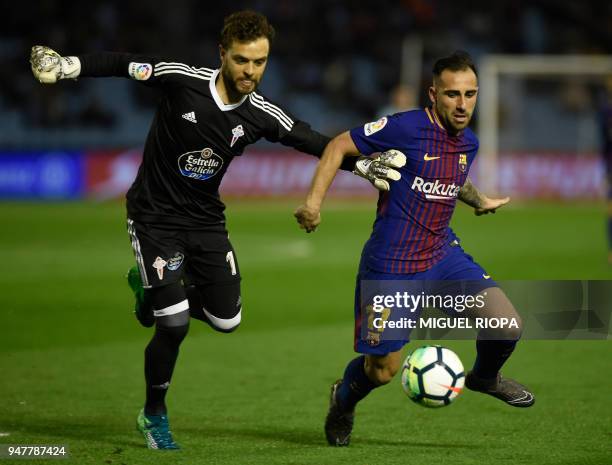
[177,148,224,180]
[167,252,185,271]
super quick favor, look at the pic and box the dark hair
[432,51,477,78]
[220,10,275,50]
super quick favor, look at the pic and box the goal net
[476,54,612,198]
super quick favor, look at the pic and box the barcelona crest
[458,154,467,173]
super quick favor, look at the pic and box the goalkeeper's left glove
[353,149,406,191]
[30,45,81,84]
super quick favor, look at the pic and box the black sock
[335,356,378,412]
[472,339,517,380]
[144,323,189,416]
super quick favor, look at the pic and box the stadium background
[1,1,611,464]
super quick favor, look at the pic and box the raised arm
[30,46,164,84]
[30,46,81,83]
[293,131,361,233]
[459,177,510,215]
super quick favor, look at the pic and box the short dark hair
[432,51,477,78]
[220,10,275,50]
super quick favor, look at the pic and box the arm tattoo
[458,178,485,208]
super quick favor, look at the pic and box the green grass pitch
[1,199,611,464]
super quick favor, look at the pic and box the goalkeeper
[30,10,405,451]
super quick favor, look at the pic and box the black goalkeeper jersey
[79,52,334,229]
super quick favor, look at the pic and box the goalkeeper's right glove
[30,45,81,84]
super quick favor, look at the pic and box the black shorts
[126,218,241,289]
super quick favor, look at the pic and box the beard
[221,67,258,96]
[437,105,470,134]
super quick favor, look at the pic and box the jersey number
[226,251,237,276]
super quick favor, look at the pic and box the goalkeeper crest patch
[129,62,152,81]
[364,117,387,136]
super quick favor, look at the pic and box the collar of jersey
[209,69,248,112]
[425,107,445,131]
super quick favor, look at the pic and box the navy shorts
[354,242,497,355]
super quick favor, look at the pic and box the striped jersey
[79,53,330,228]
[350,107,479,274]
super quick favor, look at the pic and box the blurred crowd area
[2,0,611,150]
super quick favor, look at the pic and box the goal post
[478,54,612,195]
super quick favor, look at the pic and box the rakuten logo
[411,176,461,200]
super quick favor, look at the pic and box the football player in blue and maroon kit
[295,51,535,447]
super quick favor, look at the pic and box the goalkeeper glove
[353,149,406,191]
[30,45,81,84]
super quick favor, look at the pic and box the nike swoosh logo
[438,383,463,393]
[508,390,534,404]
[483,274,491,279]
[423,153,440,161]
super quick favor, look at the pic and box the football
[401,345,465,408]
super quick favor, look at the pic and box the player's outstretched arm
[459,178,510,215]
[30,46,81,84]
[31,46,163,85]
[294,131,360,233]
[281,123,403,192]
